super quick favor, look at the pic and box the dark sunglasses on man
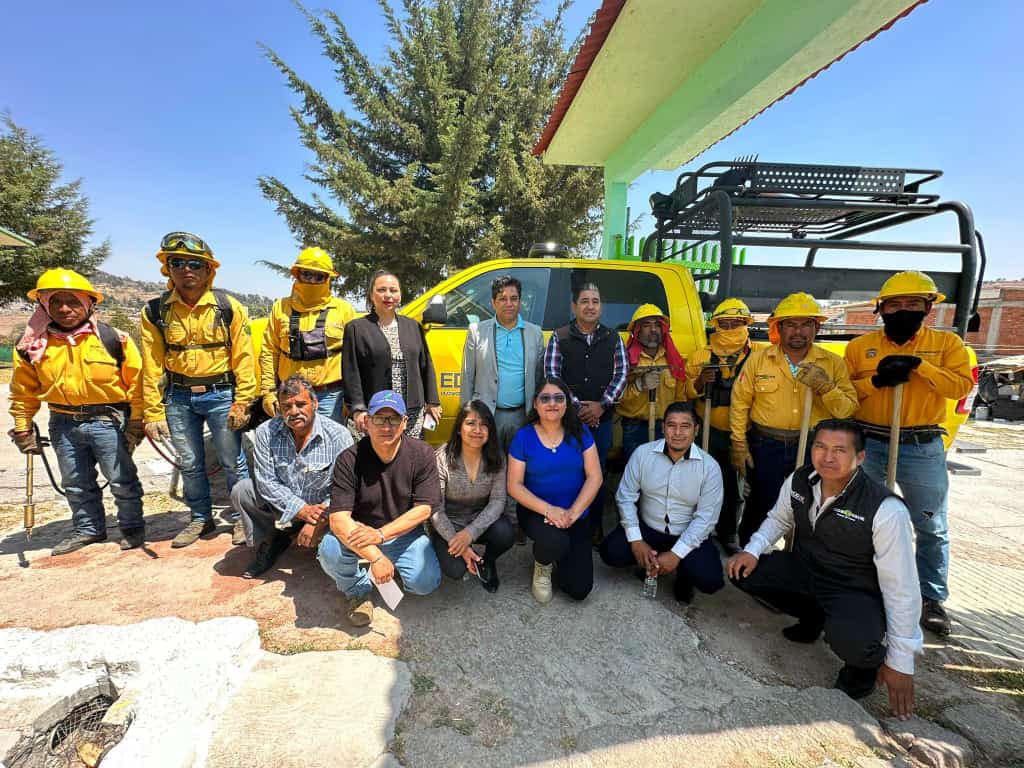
[161,231,213,257]
[167,256,209,272]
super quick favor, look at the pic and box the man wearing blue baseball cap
[317,390,442,626]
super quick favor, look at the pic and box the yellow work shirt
[684,345,751,433]
[10,331,144,432]
[617,347,688,420]
[259,296,355,394]
[730,343,857,449]
[140,288,256,422]
[845,326,973,428]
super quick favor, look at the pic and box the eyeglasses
[167,257,208,272]
[161,231,212,257]
[296,269,329,284]
[537,393,566,404]
[370,414,404,427]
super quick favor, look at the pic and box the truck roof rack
[643,159,985,338]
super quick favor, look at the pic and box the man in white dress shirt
[727,418,921,719]
[599,402,724,603]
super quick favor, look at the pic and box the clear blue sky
[2,0,1019,298]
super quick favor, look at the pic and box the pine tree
[0,115,110,305]
[259,0,602,297]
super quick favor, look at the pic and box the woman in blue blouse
[508,377,603,604]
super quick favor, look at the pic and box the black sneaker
[834,665,878,700]
[119,529,145,551]
[242,534,291,579]
[921,598,952,636]
[782,621,822,644]
[171,519,216,548]
[52,533,106,556]
[476,559,500,593]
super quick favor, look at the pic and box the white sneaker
[531,561,553,604]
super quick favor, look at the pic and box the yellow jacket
[845,326,973,428]
[617,347,688,420]
[684,344,751,432]
[10,332,144,432]
[259,296,355,393]
[140,289,256,422]
[730,343,857,448]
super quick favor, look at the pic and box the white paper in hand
[374,576,404,611]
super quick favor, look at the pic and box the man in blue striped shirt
[231,374,353,579]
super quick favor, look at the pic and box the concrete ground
[0,377,1022,767]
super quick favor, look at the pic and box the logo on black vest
[834,508,865,523]
[790,491,806,504]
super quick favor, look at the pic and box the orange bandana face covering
[710,325,749,357]
[291,281,331,312]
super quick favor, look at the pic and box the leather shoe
[119,529,145,551]
[52,533,106,556]
[171,519,216,548]
[834,665,877,700]
[921,598,952,636]
[242,534,291,579]
[476,559,500,593]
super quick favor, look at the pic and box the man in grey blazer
[460,275,544,449]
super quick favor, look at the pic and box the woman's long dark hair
[446,400,504,475]
[366,268,400,313]
[526,376,585,449]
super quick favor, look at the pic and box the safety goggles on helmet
[295,269,330,284]
[161,231,212,257]
[167,256,209,272]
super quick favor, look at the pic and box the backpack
[144,288,234,352]
[17,321,125,368]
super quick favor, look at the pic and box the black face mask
[881,310,927,344]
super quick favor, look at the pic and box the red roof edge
[532,0,628,157]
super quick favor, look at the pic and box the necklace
[535,425,563,453]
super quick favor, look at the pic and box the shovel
[648,388,657,442]
[701,384,712,453]
[886,383,905,490]
[785,386,814,552]
[19,452,35,567]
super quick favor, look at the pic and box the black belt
[168,371,235,392]
[858,421,945,445]
[750,424,802,443]
[496,405,525,411]
[50,402,129,421]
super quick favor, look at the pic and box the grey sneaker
[52,533,106,556]
[232,519,247,546]
[171,520,216,548]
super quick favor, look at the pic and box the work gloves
[262,393,279,419]
[795,362,833,395]
[872,355,922,388]
[145,420,171,442]
[635,367,663,392]
[125,420,145,453]
[730,442,752,476]
[9,428,41,455]
[227,401,251,431]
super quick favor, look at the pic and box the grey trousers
[230,478,296,548]
[494,406,526,520]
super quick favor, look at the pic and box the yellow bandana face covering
[291,282,331,312]
[710,326,749,357]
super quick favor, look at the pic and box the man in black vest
[544,282,628,539]
[727,419,921,720]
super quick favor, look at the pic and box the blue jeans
[590,417,614,534]
[164,386,248,522]
[49,414,144,536]
[621,417,663,464]
[315,387,344,422]
[317,529,442,600]
[862,436,949,602]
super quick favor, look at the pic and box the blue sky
[2,0,1019,298]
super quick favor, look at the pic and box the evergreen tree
[260,0,602,297]
[0,115,110,305]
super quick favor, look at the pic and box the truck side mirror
[422,297,447,327]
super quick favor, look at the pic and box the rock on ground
[941,702,1024,765]
[881,715,975,768]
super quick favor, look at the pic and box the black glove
[871,355,922,388]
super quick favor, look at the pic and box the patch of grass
[412,672,437,694]
[559,732,577,753]
[946,664,1024,694]
[344,639,368,652]
[389,722,407,765]
[432,705,475,736]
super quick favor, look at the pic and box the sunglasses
[296,269,329,284]
[168,257,209,272]
[537,393,566,404]
[370,414,405,427]
[161,231,212,257]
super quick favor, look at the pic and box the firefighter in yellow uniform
[617,304,689,461]
[730,292,858,544]
[845,271,973,637]
[684,298,754,554]
[9,269,146,555]
[140,232,256,548]
[259,247,355,422]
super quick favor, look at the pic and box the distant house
[0,226,34,248]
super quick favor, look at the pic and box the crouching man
[317,390,442,626]
[727,419,921,719]
[231,374,353,579]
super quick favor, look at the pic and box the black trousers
[599,521,725,596]
[731,551,887,670]
[518,504,593,601]
[430,517,516,579]
[739,433,808,546]
[706,427,740,543]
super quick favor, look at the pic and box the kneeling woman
[508,377,602,603]
[431,401,514,592]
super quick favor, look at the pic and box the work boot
[531,561,553,604]
[232,519,247,546]
[921,598,952,637]
[834,665,878,700]
[242,534,291,580]
[52,532,106,556]
[782,621,822,644]
[344,595,373,627]
[119,529,145,551]
[171,519,216,549]
[477,558,500,593]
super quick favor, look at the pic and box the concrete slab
[881,715,974,768]
[941,702,1024,764]
[206,649,410,768]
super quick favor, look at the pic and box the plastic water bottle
[642,574,658,599]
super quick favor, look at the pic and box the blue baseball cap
[367,390,407,417]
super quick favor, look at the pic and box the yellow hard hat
[291,246,338,278]
[156,231,220,269]
[771,292,826,322]
[876,270,945,304]
[628,303,667,331]
[27,268,104,303]
[710,297,752,324]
